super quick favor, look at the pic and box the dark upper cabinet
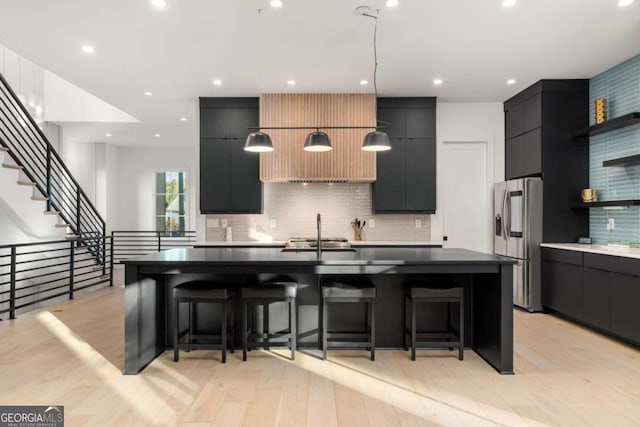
[521,128,542,177]
[505,136,523,180]
[521,93,542,133]
[374,98,436,214]
[505,103,522,139]
[199,98,262,214]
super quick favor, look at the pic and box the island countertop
[122,247,515,266]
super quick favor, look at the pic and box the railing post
[158,231,161,252]
[69,241,75,300]
[76,187,81,246]
[102,223,107,275]
[9,247,16,319]
[46,146,52,212]
[109,234,114,287]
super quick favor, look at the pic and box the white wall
[116,147,197,231]
[434,102,504,253]
[0,44,45,126]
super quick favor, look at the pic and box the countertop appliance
[283,237,354,251]
[494,177,543,312]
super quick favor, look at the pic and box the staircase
[0,72,105,244]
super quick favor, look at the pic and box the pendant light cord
[363,12,385,128]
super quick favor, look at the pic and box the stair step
[31,195,48,201]
[55,224,70,228]
[43,210,59,215]
[2,163,23,170]
[0,146,8,152]
[17,180,36,186]
[66,235,79,240]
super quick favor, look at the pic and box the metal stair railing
[0,72,106,264]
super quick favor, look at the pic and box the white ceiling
[0,0,638,147]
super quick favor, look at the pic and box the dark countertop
[122,247,515,266]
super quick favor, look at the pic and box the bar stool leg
[221,299,227,364]
[411,298,417,361]
[174,298,180,362]
[459,298,464,361]
[322,298,328,361]
[186,302,192,352]
[290,297,296,361]
[448,302,454,351]
[370,300,375,361]
[263,303,270,350]
[242,300,248,361]
[403,295,408,351]
[229,296,235,353]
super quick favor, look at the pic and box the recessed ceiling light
[180,117,187,122]
[144,91,153,96]
[81,45,95,54]
[360,80,369,85]
[105,133,112,137]
[270,0,283,7]
[507,78,517,85]
[151,0,168,8]
[433,78,443,86]
[502,0,516,6]
[386,0,399,7]
[287,79,296,85]
[213,79,222,86]
[155,134,161,138]
[618,0,634,6]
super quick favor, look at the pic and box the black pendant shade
[303,131,333,152]
[244,131,274,152]
[361,130,391,151]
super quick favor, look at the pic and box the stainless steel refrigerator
[494,177,543,312]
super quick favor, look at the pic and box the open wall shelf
[574,199,640,208]
[573,112,640,137]
[603,154,640,167]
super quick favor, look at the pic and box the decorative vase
[595,98,607,125]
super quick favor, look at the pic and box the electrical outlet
[270,219,277,229]
[608,218,615,230]
[415,219,422,229]
[221,219,228,228]
[207,218,219,228]
[369,218,376,228]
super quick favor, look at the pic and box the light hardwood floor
[1,283,639,427]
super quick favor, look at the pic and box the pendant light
[244,131,274,152]
[360,7,391,152]
[304,130,332,152]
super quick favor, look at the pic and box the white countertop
[193,240,442,247]
[541,243,640,259]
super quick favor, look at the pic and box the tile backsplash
[205,183,431,242]
[589,54,640,244]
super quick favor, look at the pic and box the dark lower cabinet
[583,267,610,331]
[542,247,640,347]
[610,272,640,343]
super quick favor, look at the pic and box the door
[441,141,488,252]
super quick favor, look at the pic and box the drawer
[541,248,583,266]
[584,253,640,277]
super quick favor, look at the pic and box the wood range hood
[259,93,376,183]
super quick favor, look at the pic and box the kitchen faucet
[317,213,321,257]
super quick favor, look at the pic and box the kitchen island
[123,247,515,374]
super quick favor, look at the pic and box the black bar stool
[404,285,464,361]
[321,281,376,361]
[173,281,235,363]
[241,281,297,361]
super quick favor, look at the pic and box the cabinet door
[583,267,610,331]
[521,128,542,176]
[542,260,583,319]
[377,108,405,139]
[229,139,262,212]
[505,136,523,180]
[610,272,640,344]
[521,93,542,134]
[405,138,436,212]
[505,103,523,139]
[228,108,259,139]
[373,138,406,212]
[200,108,231,138]
[405,108,435,139]
[200,139,230,212]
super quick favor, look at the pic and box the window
[155,172,186,233]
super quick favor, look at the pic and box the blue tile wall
[589,54,640,244]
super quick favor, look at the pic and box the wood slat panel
[259,94,376,182]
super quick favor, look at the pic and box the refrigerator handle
[506,192,512,238]
[502,189,509,239]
